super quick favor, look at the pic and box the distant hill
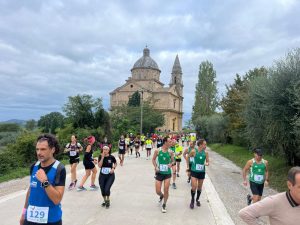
[0,119,26,125]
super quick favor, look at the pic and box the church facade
[110,47,184,132]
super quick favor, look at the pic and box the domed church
[110,47,183,132]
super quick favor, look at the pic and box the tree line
[191,48,300,166]
[0,93,164,176]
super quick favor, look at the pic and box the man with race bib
[20,134,66,225]
[152,136,174,213]
[188,139,209,209]
[242,148,269,205]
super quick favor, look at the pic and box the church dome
[132,47,160,72]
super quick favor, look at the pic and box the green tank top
[170,146,175,153]
[157,148,171,175]
[191,149,206,173]
[249,159,266,184]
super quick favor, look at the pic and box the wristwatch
[42,180,50,188]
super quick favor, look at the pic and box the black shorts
[250,181,265,196]
[155,173,171,181]
[146,148,151,151]
[118,149,125,155]
[191,171,205,179]
[69,157,79,165]
[83,160,95,170]
[141,141,145,146]
[175,158,181,162]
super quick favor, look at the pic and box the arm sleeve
[55,163,66,186]
[112,156,117,164]
[239,196,275,225]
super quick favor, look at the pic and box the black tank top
[84,145,93,162]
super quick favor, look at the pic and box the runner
[145,137,153,160]
[20,134,66,225]
[77,136,98,191]
[169,139,177,189]
[100,136,112,150]
[181,134,185,147]
[242,148,269,205]
[188,139,209,209]
[134,136,141,158]
[64,135,83,190]
[118,135,126,166]
[129,135,135,155]
[156,135,163,149]
[152,136,174,213]
[140,133,146,151]
[125,134,130,156]
[98,146,117,209]
[174,141,183,177]
[183,141,197,183]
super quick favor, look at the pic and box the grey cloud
[1,0,300,121]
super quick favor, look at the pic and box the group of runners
[19,132,300,225]
[62,132,209,214]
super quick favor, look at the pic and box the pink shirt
[239,192,300,225]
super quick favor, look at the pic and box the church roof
[131,47,160,72]
[172,54,182,74]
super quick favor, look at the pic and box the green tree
[110,102,164,139]
[25,119,36,131]
[38,112,65,134]
[63,95,106,129]
[128,91,141,107]
[220,67,268,145]
[192,61,218,124]
[0,123,20,132]
[244,49,300,165]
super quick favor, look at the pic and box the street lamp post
[140,90,143,135]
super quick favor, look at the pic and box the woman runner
[98,146,117,209]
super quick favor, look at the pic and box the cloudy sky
[1,0,300,123]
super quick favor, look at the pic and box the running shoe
[158,194,164,203]
[68,182,75,190]
[90,185,99,190]
[172,183,177,189]
[101,202,106,207]
[74,179,77,187]
[247,194,252,205]
[77,186,87,191]
[161,203,167,213]
[196,200,201,207]
[105,200,110,209]
[177,173,180,177]
[190,200,194,209]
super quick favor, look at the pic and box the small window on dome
[130,85,133,88]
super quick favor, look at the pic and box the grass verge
[0,148,113,184]
[209,143,291,192]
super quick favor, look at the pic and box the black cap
[254,148,263,156]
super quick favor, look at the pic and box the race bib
[254,174,264,182]
[70,150,77,157]
[27,205,49,224]
[159,164,168,172]
[195,164,204,171]
[101,167,111,174]
[146,144,152,148]
[119,146,124,150]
